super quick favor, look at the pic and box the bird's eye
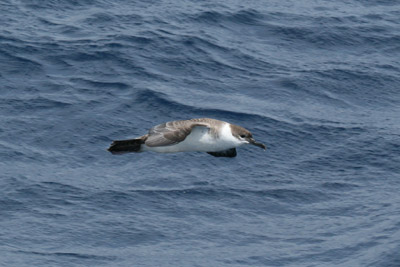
[240,135,246,138]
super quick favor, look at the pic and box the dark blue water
[1,0,400,266]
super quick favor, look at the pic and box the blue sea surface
[1,0,400,266]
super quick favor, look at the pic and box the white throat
[219,123,245,146]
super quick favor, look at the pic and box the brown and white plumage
[108,118,265,157]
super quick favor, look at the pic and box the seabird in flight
[108,118,266,158]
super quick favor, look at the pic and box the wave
[85,186,333,207]
[17,250,116,261]
[2,1,400,266]
[1,96,71,115]
[131,89,278,123]
[188,8,400,52]
[70,78,130,90]
[191,9,265,26]
[0,50,43,75]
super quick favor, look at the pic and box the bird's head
[230,124,266,150]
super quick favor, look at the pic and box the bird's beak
[248,138,266,150]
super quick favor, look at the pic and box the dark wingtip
[107,142,119,154]
[261,144,267,150]
[107,138,143,155]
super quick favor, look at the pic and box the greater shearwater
[107,118,266,157]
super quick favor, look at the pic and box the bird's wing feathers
[207,148,237,158]
[145,120,210,147]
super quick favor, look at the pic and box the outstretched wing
[207,148,237,158]
[145,120,210,147]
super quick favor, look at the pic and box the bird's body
[141,122,241,153]
[108,118,265,158]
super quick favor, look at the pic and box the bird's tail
[107,136,146,155]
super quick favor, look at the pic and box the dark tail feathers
[108,138,144,155]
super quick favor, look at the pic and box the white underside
[141,123,246,153]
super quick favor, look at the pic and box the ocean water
[1,0,400,266]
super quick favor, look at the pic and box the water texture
[1,0,400,266]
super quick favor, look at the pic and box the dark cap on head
[230,124,266,150]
